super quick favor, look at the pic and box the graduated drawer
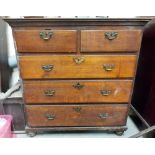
[23,80,133,104]
[26,104,128,127]
[13,29,77,52]
[19,55,137,79]
[81,30,142,52]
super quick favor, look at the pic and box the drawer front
[24,80,132,104]
[14,30,77,52]
[81,30,142,52]
[26,104,128,127]
[19,55,137,79]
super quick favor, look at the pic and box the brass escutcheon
[73,82,84,90]
[73,107,82,112]
[73,56,85,64]
[42,64,54,72]
[40,31,53,40]
[45,114,56,120]
[103,64,115,71]
[105,32,118,40]
[44,89,55,96]
[98,113,109,119]
[100,90,112,96]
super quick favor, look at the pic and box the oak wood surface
[26,104,128,127]
[19,55,137,79]
[23,80,133,104]
[81,30,142,52]
[3,18,149,134]
[14,30,77,52]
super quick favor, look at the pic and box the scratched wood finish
[13,30,77,52]
[19,55,137,79]
[81,30,142,52]
[26,104,128,127]
[23,80,133,104]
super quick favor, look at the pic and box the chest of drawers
[4,18,148,137]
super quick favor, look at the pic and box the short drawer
[81,30,142,52]
[26,104,128,127]
[13,29,77,52]
[23,80,132,104]
[19,55,137,79]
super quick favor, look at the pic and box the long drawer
[19,55,137,79]
[81,30,142,52]
[26,104,128,127]
[14,29,77,52]
[24,80,132,104]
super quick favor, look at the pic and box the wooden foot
[115,131,124,136]
[27,131,37,137]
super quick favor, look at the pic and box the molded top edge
[3,18,153,27]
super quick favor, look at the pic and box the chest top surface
[3,17,151,27]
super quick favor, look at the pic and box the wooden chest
[4,18,148,136]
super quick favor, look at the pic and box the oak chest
[4,18,148,136]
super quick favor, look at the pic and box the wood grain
[26,104,128,127]
[3,17,147,134]
[14,29,77,52]
[81,30,142,52]
[19,55,137,79]
[23,80,133,104]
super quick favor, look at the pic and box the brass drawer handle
[44,89,55,96]
[73,107,82,112]
[103,64,115,71]
[98,113,109,119]
[105,32,118,40]
[42,64,54,72]
[73,56,85,64]
[73,82,84,90]
[45,114,55,120]
[40,31,53,40]
[100,90,112,96]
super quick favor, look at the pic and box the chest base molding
[25,126,127,137]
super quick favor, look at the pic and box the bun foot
[115,131,124,136]
[27,131,37,137]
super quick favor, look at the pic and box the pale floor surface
[16,117,139,138]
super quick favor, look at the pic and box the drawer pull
[42,64,54,72]
[44,90,55,96]
[73,82,84,90]
[45,114,55,120]
[73,56,85,64]
[103,64,115,71]
[40,31,53,40]
[105,32,118,40]
[100,90,112,96]
[98,113,109,119]
[73,107,82,112]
